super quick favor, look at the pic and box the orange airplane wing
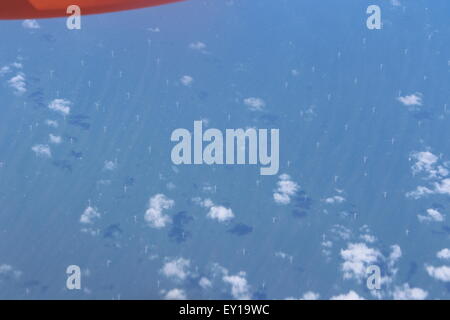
[0,0,183,20]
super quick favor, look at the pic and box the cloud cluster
[49,134,62,144]
[31,144,51,158]
[8,73,27,95]
[161,258,190,281]
[223,272,251,300]
[164,288,187,300]
[324,195,345,204]
[244,97,265,111]
[340,242,381,281]
[393,284,428,300]
[48,99,71,116]
[145,194,174,228]
[437,248,450,260]
[330,291,364,300]
[193,197,235,222]
[418,208,445,223]
[0,264,22,278]
[80,206,100,224]
[426,265,450,282]
[407,150,450,199]
[273,174,299,205]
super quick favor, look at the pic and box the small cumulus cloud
[199,277,212,289]
[48,99,71,116]
[32,144,51,158]
[180,75,194,86]
[22,19,40,29]
[397,93,423,107]
[164,288,187,300]
[207,206,234,222]
[273,174,299,205]
[330,291,364,300]
[426,265,450,282]
[393,284,428,300]
[340,243,380,281]
[45,120,59,128]
[418,208,445,223]
[80,206,100,224]
[223,272,251,300]
[8,73,27,95]
[145,194,174,228]
[189,41,207,52]
[161,258,190,281]
[49,134,62,144]
[437,248,450,260]
[0,264,22,279]
[103,160,117,171]
[193,197,235,222]
[407,150,450,199]
[324,195,345,204]
[285,291,320,300]
[244,97,265,111]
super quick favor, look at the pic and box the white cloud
[360,234,377,243]
[411,151,442,178]
[437,249,450,260]
[0,264,22,279]
[193,197,214,208]
[189,42,207,51]
[48,99,71,116]
[331,224,352,240]
[340,243,380,281]
[407,151,450,199]
[393,284,428,300]
[199,277,212,289]
[22,19,40,29]
[193,198,234,222]
[301,291,320,300]
[32,144,51,158]
[285,291,320,300]
[161,258,190,281]
[49,134,62,144]
[207,206,234,222]
[164,288,187,300]
[418,208,445,223]
[45,120,59,128]
[389,245,402,266]
[180,75,194,86]
[223,272,251,300]
[8,73,26,95]
[244,97,265,111]
[80,206,100,224]
[434,178,450,196]
[324,195,345,204]
[330,291,364,300]
[426,265,450,282]
[0,66,11,76]
[273,174,299,205]
[397,93,422,106]
[103,160,117,171]
[144,194,174,228]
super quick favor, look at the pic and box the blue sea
[1,0,450,300]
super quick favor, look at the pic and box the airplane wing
[0,0,183,19]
